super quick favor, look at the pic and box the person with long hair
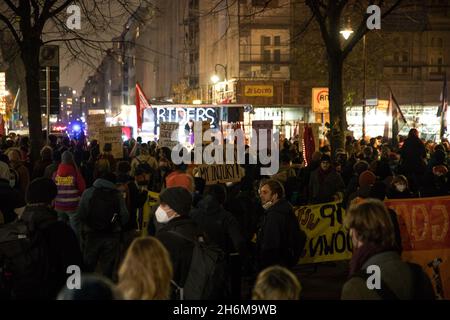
[118,237,173,300]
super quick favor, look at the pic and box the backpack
[169,231,227,300]
[86,187,121,232]
[0,213,53,299]
[135,158,153,183]
[283,210,307,267]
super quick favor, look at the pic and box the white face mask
[155,206,171,224]
[395,184,406,192]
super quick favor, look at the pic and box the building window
[261,36,271,46]
[394,52,400,73]
[274,36,281,46]
[274,49,281,63]
[263,50,271,62]
[438,57,443,73]
[402,51,408,73]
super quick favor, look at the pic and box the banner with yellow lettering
[294,201,352,264]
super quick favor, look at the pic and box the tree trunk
[328,53,346,155]
[21,38,43,164]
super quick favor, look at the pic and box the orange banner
[385,196,450,299]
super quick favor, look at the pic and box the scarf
[348,242,394,278]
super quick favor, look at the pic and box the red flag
[303,124,315,166]
[136,83,151,129]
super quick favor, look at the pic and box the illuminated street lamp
[340,29,354,40]
[210,74,220,84]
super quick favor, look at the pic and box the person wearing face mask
[256,179,306,270]
[341,199,434,300]
[154,187,204,295]
[387,175,414,199]
[308,154,346,204]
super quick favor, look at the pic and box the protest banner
[294,201,352,264]
[385,196,450,299]
[87,114,105,141]
[140,191,159,237]
[159,122,179,149]
[195,163,245,185]
[98,126,123,158]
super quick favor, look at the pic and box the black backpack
[86,187,121,232]
[0,213,53,299]
[135,158,153,175]
[169,231,227,300]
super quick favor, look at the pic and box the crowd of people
[0,127,446,300]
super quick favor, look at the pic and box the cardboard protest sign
[87,114,105,141]
[99,126,123,159]
[159,122,179,149]
[196,163,245,185]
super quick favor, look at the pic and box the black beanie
[159,187,192,216]
[320,154,331,162]
[26,178,57,204]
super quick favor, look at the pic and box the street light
[211,64,228,83]
[341,24,366,139]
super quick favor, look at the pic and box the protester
[6,148,29,194]
[399,129,427,192]
[53,151,86,239]
[44,149,61,179]
[308,154,345,204]
[252,266,302,300]
[118,237,173,300]
[153,187,205,297]
[341,199,434,300]
[257,179,306,270]
[0,178,82,299]
[78,172,129,279]
[386,175,414,199]
[130,143,158,176]
[31,146,53,180]
[0,161,26,224]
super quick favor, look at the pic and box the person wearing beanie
[154,187,205,295]
[53,151,86,240]
[0,161,26,224]
[358,170,377,189]
[308,153,345,204]
[4,178,82,299]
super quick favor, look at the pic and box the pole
[362,34,367,140]
[46,67,50,144]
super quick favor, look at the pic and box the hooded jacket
[53,164,86,212]
[190,194,245,255]
[78,178,129,234]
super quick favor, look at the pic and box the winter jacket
[190,194,245,255]
[14,205,83,299]
[78,178,129,234]
[10,161,29,194]
[53,164,86,213]
[32,159,52,180]
[341,251,434,300]
[400,138,427,175]
[308,168,345,204]
[256,198,299,269]
[156,216,203,287]
[0,179,25,224]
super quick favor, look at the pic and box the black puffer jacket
[156,216,203,287]
[190,195,245,256]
